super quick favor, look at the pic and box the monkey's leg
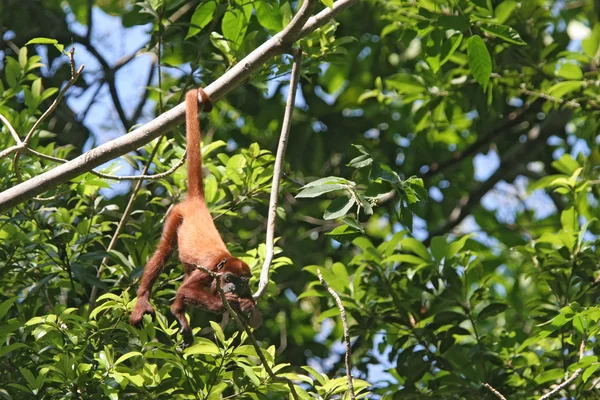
[130,206,182,327]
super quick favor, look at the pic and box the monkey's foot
[176,329,194,351]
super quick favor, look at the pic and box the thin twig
[519,87,582,109]
[0,0,360,212]
[23,48,84,145]
[317,268,356,399]
[6,47,83,200]
[538,338,586,400]
[483,383,508,400]
[253,48,302,299]
[0,113,22,144]
[195,265,300,400]
[0,144,24,159]
[88,12,170,312]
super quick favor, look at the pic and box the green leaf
[551,154,580,175]
[296,177,354,198]
[324,196,356,220]
[237,362,261,387]
[447,234,474,258]
[384,254,428,265]
[478,303,508,319]
[325,224,362,243]
[468,0,490,9]
[467,36,492,88]
[26,37,64,53]
[0,343,28,358]
[209,321,225,344]
[149,0,164,11]
[348,154,373,169]
[556,63,584,80]
[583,365,600,383]
[184,337,220,356]
[18,47,28,68]
[582,25,600,58]
[430,236,448,262]
[186,1,217,39]
[210,32,233,62]
[480,23,526,45]
[302,366,327,385]
[255,1,283,31]
[31,78,41,98]
[221,0,252,51]
[5,58,21,88]
[370,162,399,183]
[0,297,17,321]
[535,368,564,384]
[547,81,585,98]
[401,238,431,261]
[494,0,517,24]
[386,73,426,94]
[425,31,463,73]
[114,352,143,366]
[321,0,333,8]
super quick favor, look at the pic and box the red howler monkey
[130,88,256,343]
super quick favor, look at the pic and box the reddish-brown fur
[130,88,256,341]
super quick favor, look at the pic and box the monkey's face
[218,257,252,297]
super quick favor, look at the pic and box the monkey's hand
[130,297,156,327]
[239,297,256,314]
[224,291,240,308]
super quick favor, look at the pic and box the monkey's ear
[216,258,227,270]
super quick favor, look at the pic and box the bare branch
[254,48,302,300]
[0,0,361,213]
[0,144,24,160]
[0,113,22,144]
[317,268,356,399]
[195,265,300,400]
[129,57,158,125]
[483,383,507,400]
[538,338,586,400]
[23,48,84,145]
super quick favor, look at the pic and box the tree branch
[483,383,507,400]
[129,57,158,125]
[0,0,359,213]
[422,101,539,179]
[425,110,571,243]
[317,268,356,400]
[73,33,131,130]
[538,338,586,400]
[195,265,300,400]
[253,48,302,299]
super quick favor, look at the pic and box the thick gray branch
[0,0,358,213]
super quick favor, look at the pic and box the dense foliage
[1,0,600,399]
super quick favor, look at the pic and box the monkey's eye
[225,274,233,282]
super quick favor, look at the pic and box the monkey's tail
[185,88,213,199]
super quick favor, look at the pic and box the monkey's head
[216,257,252,297]
[215,257,261,327]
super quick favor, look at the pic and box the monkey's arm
[130,207,182,326]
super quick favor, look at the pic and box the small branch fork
[483,338,586,400]
[195,265,300,400]
[0,48,84,160]
[317,268,356,400]
[253,48,302,300]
